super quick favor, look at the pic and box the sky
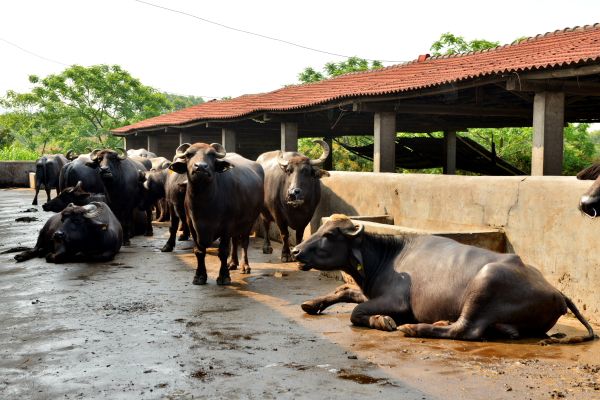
[1,0,600,101]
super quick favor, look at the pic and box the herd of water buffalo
[10,142,600,344]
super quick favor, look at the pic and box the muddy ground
[0,188,598,400]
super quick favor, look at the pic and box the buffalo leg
[144,208,153,236]
[277,220,293,262]
[45,186,52,203]
[350,297,414,332]
[216,236,231,285]
[192,245,208,285]
[228,237,240,270]
[32,183,41,205]
[302,284,367,315]
[239,234,251,274]
[161,205,178,252]
[261,216,273,254]
[177,205,189,241]
[398,318,488,341]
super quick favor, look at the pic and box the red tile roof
[113,23,600,134]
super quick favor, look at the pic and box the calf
[42,181,106,212]
[15,202,122,263]
[293,214,596,344]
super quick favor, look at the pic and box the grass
[0,144,39,161]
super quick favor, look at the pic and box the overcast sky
[1,0,599,101]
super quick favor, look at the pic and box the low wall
[0,161,36,188]
[311,172,599,323]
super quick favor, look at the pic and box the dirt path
[0,188,598,399]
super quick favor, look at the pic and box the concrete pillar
[443,130,457,175]
[373,112,397,173]
[123,137,128,151]
[531,91,565,176]
[147,135,159,154]
[221,128,237,152]
[179,132,193,145]
[281,122,298,152]
[323,137,333,170]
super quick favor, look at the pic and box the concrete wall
[311,172,599,323]
[0,161,36,187]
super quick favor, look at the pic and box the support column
[281,122,298,152]
[373,112,397,173]
[179,132,193,145]
[531,91,565,176]
[221,128,237,152]
[123,137,128,151]
[443,130,457,175]
[323,137,333,170]
[147,135,159,155]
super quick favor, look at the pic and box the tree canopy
[298,56,383,83]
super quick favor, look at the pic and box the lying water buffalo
[576,163,600,218]
[32,154,68,205]
[85,148,149,244]
[15,202,122,263]
[293,214,596,344]
[169,142,264,284]
[257,140,330,262]
[43,181,107,212]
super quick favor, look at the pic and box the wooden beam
[443,131,457,175]
[513,64,600,80]
[394,103,531,117]
[507,78,600,96]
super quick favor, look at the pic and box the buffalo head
[51,203,109,258]
[169,142,231,182]
[43,181,90,212]
[86,148,127,181]
[277,140,330,207]
[577,163,600,218]
[292,214,364,271]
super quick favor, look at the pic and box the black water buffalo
[169,143,264,284]
[127,148,157,158]
[43,181,107,212]
[160,169,190,252]
[576,163,600,218]
[32,154,68,205]
[15,202,122,263]
[85,149,148,244]
[293,214,596,344]
[257,140,330,262]
[139,168,169,235]
[59,153,105,194]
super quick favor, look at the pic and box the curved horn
[66,149,77,160]
[277,153,289,168]
[82,203,102,219]
[309,140,331,166]
[116,147,127,160]
[344,223,365,238]
[210,143,226,159]
[174,143,191,159]
[90,149,101,161]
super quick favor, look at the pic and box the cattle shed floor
[0,188,598,400]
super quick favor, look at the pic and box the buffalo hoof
[144,231,153,237]
[227,262,238,271]
[262,245,273,254]
[216,275,231,285]
[193,275,207,285]
[240,265,251,274]
[178,234,189,241]
[398,323,418,336]
[161,244,174,252]
[301,300,324,315]
[281,254,294,263]
[32,200,38,206]
[370,315,397,331]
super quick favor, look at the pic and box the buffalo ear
[169,159,187,174]
[90,220,108,230]
[313,168,330,178]
[215,160,233,173]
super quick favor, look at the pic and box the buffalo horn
[66,149,77,160]
[90,149,101,161]
[344,223,365,237]
[82,203,102,219]
[174,143,191,159]
[309,140,331,166]
[116,147,127,160]
[210,143,226,159]
[277,154,289,168]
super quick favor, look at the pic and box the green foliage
[298,137,373,172]
[163,93,204,110]
[430,33,499,56]
[298,57,383,84]
[1,64,174,156]
[0,142,39,160]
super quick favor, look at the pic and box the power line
[134,0,405,63]
[0,37,70,66]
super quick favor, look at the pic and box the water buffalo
[15,202,122,263]
[576,163,600,218]
[43,181,107,212]
[59,152,105,194]
[127,148,157,158]
[293,214,596,344]
[32,154,68,205]
[257,140,330,262]
[85,148,149,245]
[169,142,264,284]
[160,169,190,252]
[139,168,169,235]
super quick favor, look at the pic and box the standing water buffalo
[85,148,148,244]
[169,143,264,285]
[127,148,157,158]
[160,168,190,252]
[257,140,330,262]
[577,163,600,218]
[293,214,596,344]
[32,154,68,205]
[15,202,122,263]
[59,151,105,194]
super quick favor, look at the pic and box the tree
[1,64,173,153]
[298,56,383,83]
[430,33,499,56]
[163,92,204,111]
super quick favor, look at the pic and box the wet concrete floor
[0,188,598,399]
